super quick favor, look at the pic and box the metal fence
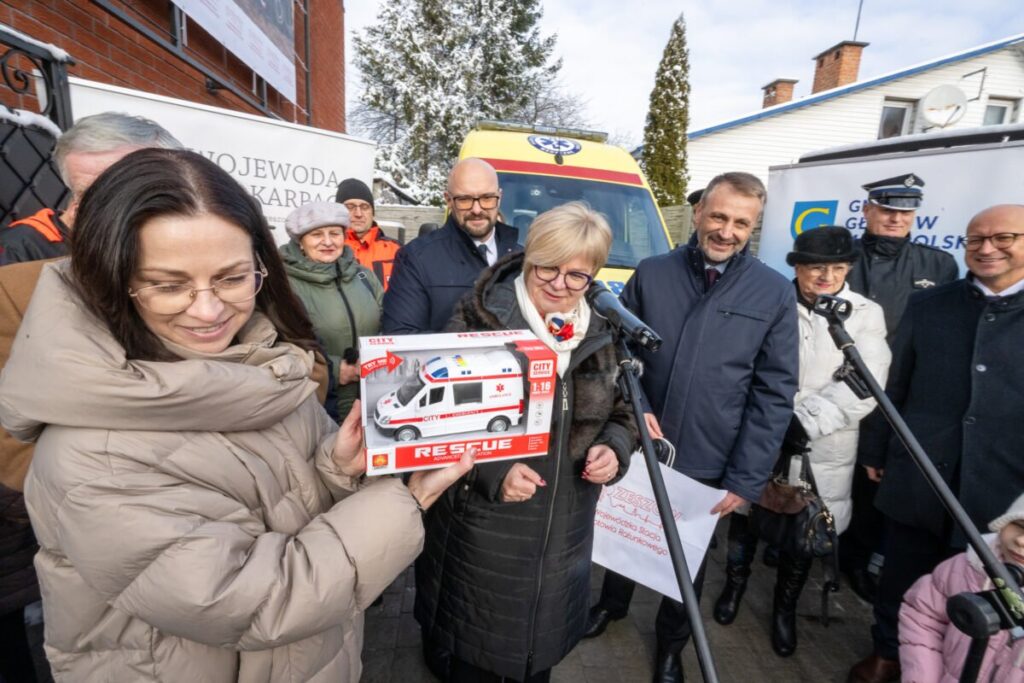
[0,24,74,226]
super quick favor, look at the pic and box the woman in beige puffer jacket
[0,149,471,682]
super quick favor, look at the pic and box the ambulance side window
[429,387,445,405]
[453,382,483,405]
[419,394,426,408]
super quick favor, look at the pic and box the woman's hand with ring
[582,444,618,484]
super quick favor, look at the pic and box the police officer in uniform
[846,173,958,336]
[841,174,959,606]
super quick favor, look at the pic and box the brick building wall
[1,0,346,132]
[308,0,345,132]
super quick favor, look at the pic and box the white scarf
[514,273,590,377]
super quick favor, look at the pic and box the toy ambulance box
[359,330,558,475]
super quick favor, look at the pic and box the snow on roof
[688,32,1024,141]
[800,121,1024,161]
[373,172,419,204]
[760,78,800,89]
[0,107,62,138]
[0,23,73,63]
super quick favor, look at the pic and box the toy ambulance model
[374,351,525,442]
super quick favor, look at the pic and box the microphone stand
[812,295,1024,683]
[612,333,721,683]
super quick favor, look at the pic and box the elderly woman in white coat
[712,226,891,657]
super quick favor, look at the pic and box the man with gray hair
[585,172,798,683]
[1,112,182,264]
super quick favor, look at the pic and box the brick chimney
[811,41,869,93]
[762,78,799,108]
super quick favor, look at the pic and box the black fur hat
[786,226,857,266]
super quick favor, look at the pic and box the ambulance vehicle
[460,120,674,295]
[374,350,526,442]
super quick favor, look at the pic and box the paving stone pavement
[363,534,875,682]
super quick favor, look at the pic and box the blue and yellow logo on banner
[790,201,838,239]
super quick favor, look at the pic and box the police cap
[861,173,925,211]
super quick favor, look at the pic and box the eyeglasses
[533,265,594,291]
[450,193,500,211]
[964,233,1024,250]
[129,260,269,315]
[342,201,372,214]
[803,264,850,276]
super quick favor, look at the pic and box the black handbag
[749,452,842,624]
[748,453,838,560]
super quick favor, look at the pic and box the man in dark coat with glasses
[849,204,1024,683]
[381,158,521,333]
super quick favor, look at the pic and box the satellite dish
[920,85,968,128]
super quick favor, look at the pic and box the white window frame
[983,97,1017,126]
[878,100,916,139]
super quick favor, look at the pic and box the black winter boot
[771,552,812,657]
[713,514,758,625]
[762,544,781,567]
[653,646,684,683]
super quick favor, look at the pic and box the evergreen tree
[354,0,572,204]
[641,13,690,207]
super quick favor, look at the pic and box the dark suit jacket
[860,279,1024,545]
[380,217,521,333]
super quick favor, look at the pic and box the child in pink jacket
[899,493,1024,683]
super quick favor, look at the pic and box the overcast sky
[345,1,1022,148]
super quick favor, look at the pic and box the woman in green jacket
[281,201,384,419]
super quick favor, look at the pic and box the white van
[374,351,525,442]
[759,123,1024,276]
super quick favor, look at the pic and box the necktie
[477,243,489,264]
[704,267,721,292]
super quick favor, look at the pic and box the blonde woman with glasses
[414,201,638,683]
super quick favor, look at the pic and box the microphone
[812,294,854,323]
[586,284,663,351]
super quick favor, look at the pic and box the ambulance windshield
[496,173,671,268]
[396,375,425,406]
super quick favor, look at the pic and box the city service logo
[790,200,839,238]
[527,135,581,156]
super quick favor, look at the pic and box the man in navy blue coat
[585,172,799,683]
[848,204,1024,683]
[381,158,521,333]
